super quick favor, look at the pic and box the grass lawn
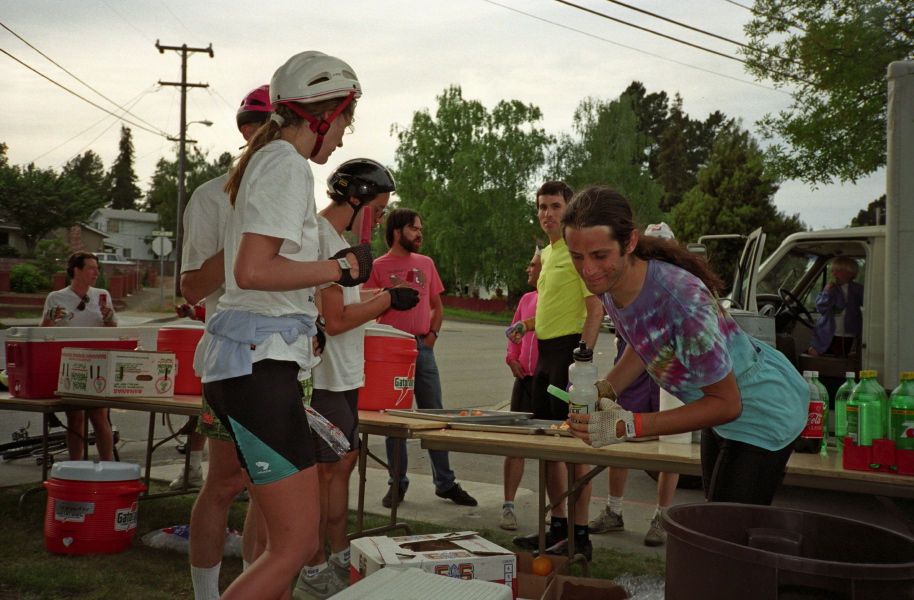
[0,480,664,599]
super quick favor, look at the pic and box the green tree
[108,126,143,210]
[63,150,110,203]
[742,0,914,185]
[145,148,233,233]
[671,123,804,289]
[851,194,887,226]
[0,161,104,253]
[392,85,553,298]
[656,99,691,212]
[553,94,663,226]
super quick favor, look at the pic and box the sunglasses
[76,295,89,311]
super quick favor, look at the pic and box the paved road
[1,317,913,560]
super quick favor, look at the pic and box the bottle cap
[572,340,593,362]
[901,372,914,381]
[860,370,877,379]
[845,372,856,378]
[811,371,819,378]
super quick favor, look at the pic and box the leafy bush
[0,245,20,258]
[10,264,42,293]
[33,239,70,288]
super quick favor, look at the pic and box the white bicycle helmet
[270,51,361,158]
[644,222,675,240]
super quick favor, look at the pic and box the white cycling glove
[588,398,637,448]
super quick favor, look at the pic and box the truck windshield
[758,250,818,298]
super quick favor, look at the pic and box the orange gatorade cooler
[43,461,146,554]
[157,322,205,395]
[358,324,418,411]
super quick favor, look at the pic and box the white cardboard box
[57,348,177,398]
[351,532,517,598]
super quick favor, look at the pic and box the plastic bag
[141,524,243,557]
[612,572,665,600]
[305,405,351,457]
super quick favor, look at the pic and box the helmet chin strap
[281,92,355,158]
[345,198,364,232]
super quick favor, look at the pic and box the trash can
[44,461,147,555]
[662,502,914,600]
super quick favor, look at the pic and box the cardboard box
[542,575,629,600]
[4,326,147,399]
[57,348,177,398]
[351,532,517,598]
[515,552,569,600]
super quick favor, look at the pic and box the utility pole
[156,40,213,298]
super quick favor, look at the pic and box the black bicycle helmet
[327,158,396,231]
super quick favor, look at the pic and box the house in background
[89,208,168,261]
[0,212,108,255]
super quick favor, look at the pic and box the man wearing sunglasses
[41,251,117,461]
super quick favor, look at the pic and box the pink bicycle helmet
[236,85,274,130]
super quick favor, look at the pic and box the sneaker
[292,566,348,600]
[499,506,518,531]
[537,538,593,562]
[644,515,666,547]
[512,528,564,551]
[328,557,350,587]
[168,465,204,490]
[435,483,478,506]
[381,484,407,509]
[588,506,624,534]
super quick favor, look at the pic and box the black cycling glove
[385,287,420,311]
[331,244,373,287]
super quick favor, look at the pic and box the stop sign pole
[151,231,174,307]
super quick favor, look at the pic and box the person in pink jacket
[499,249,542,530]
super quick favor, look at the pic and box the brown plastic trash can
[662,502,914,600]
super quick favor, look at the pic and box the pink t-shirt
[365,252,444,336]
[506,290,538,377]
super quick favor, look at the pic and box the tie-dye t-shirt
[602,260,807,451]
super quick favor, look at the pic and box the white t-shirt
[218,140,319,373]
[42,287,116,327]
[182,173,230,376]
[313,215,366,391]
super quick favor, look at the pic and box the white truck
[706,60,914,398]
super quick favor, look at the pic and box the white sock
[502,501,515,510]
[242,560,252,572]
[191,564,221,600]
[308,563,328,578]
[655,505,665,519]
[189,450,204,471]
[330,548,350,568]
[608,496,623,515]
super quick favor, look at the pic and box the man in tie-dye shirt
[562,187,807,505]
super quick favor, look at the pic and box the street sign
[151,236,173,256]
[151,230,174,237]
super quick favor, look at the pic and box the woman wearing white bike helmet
[204,51,372,600]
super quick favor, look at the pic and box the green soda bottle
[846,370,886,446]
[834,371,856,443]
[812,371,830,455]
[890,372,914,451]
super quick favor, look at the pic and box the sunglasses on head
[77,295,89,311]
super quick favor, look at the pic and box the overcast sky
[1,0,887,231]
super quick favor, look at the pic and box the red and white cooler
[43,461,146,554]
[358,324,418,411]
[4,327,147,399]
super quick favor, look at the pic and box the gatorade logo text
[395,363,417,407]
[114,502,139,531]
[393,377,414,390]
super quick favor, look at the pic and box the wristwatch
[427,329,439,338]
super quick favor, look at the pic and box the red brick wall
[440,295,507,313]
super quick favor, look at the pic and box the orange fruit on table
[531,556,553,576]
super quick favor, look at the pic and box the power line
[482,0,787,94]
[555,0,814,85]
[0,22,166,134]
[0,47,170,138]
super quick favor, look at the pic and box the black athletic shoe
[512,528,565,551]
[381,484,406,509]
[435,483,478,506]
[536,538,593,562]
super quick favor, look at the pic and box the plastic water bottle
[846,370,887,446]
[834,371,856,444]
[568,341,598,415]
[890,372,914,451]
[811,371,830,455]
[794,371,823,453]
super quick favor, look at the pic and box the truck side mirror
[687,243,708,259]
